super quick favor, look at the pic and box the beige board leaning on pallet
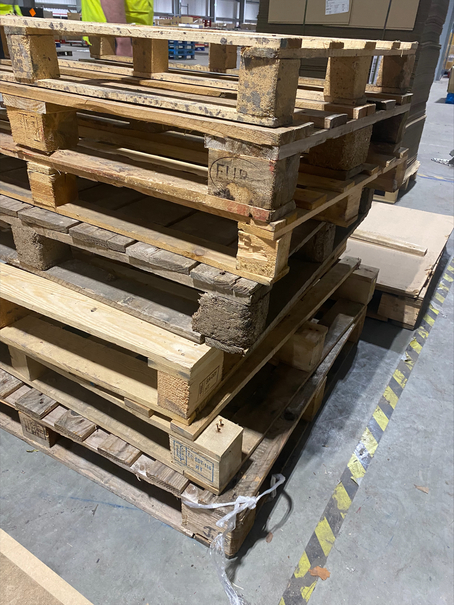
[0,18,415,286]
[345,203,453,329]
[0,259,377,554]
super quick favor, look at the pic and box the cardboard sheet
[344,203,453,298]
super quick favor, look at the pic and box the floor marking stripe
[435,292,446,304]
[347,453,366,481]
[314,518,336,557]
[361,427,379,457]
[392,368,407,389]
[279,256,453,605]
[332,482,352,514]
[294,552,311,579]
[372,406,389,431]
[409,337,422,354]
[382,385,399,408]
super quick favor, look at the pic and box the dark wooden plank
[18,206,80,233]
[54,409,97,442]
[0,368,23,399]
[98,433,141,466]
[44,259,201,342]
[16,389,58,420]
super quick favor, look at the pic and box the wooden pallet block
[373,160,420,204]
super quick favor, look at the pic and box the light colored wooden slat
[0,315,160,411]
[0,263,216,379]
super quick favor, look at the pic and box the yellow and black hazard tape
[279,259,454,605]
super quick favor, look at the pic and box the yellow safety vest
[0,4,22,15]
[81,0,153,26]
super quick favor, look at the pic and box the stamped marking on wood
[171,439,215,483]
[197,365,221,401]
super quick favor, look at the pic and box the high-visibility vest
[0,4,22,15]
[81,0,153,26]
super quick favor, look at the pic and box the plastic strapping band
[183,474,286,605]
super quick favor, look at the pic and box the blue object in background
[446,92,454,104]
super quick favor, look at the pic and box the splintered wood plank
[15,388,58,419]
[98,433,141,466]
[54,409,96,442]
[0,263,216,379]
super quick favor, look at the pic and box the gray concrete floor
[0,76,453,605]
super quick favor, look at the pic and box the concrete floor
[0,76,453,605]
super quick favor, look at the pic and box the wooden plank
[98,433,141,466]
[277,321,327,372]
[15,388,58,419]
[3,384,31,407]
[54,409,96,442]
[0,367,22,399]
[0,263,217,380]
[0,315,161,413]
[351,229,427,257]
[44,259,201,343]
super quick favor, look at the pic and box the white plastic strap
[183,474,286,605]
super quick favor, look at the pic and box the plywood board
[344,203,453,297]
[0,529,93,605]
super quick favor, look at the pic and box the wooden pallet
[0,121,408,285]
[0,18,417,125]
[0,23,415,288]
[0,259,377,493]
[0,177,372,352]
[0,284,369,554]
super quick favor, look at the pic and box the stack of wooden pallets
[0,18,416,554]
